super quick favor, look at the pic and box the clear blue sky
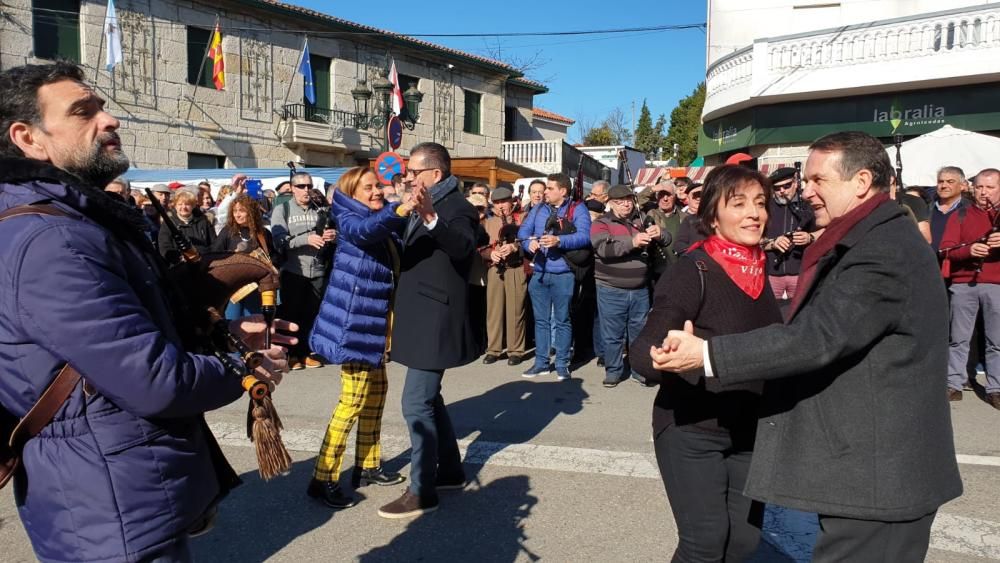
[293,0,707,142]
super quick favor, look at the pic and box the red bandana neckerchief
[787,193,891,318]
[694,235,766,299]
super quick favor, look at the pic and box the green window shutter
[187,27,214,88]
[464,90,481,135]
[308,54,331,109]
[32,0,80,62]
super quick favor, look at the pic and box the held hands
[632,232,653,247]
[306,233,325,249]
[230,315,301,389]
[971,242,992,258]
[539,234,560,249]
[649,320,706,373]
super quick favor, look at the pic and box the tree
[665,82,706,166]
[634,100,658,157]
[582,125,617,146]
[578,107,632,146]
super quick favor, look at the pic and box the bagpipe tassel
[246,395,292,481]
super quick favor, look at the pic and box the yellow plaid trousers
[312,362,389,482]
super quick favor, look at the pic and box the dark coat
[391,176,484,370]
[0,159,242,562]
[708,201,963,520]
[310,190,406,367]
[157,208,215,258]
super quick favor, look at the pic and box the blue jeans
[401,368,463,498]
[528,272,575,370]
[593,306,606,358]
[225,291,262,320]
[597,284,650,381]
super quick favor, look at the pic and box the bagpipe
[146,189,292,480]
[618,149,670,264]
[938,201,1000,278]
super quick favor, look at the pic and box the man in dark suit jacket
[377,142,483,519]
[649,131,962,561]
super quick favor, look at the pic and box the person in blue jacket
[517,173,592,380]
[0,62,292,562]
[307,167,412,509]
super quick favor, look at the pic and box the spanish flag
[207,23,225,90]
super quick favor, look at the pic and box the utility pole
[631,100,635,146]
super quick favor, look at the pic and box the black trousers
[654,425,762,563]
[813,511,935,563]
[278,270,326,359]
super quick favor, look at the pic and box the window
[463,90,482,135]
[187,26,215,87]
[187,153,225,169]
[398,74,419,122]
[32,0,80,62]
[306,54,331,109]
[504,106,517,141]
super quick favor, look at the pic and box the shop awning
[635,162,791,186]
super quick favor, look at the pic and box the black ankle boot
[352,467,406,488]
[306,479,357,509]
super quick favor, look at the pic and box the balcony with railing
[278,103,371,153]
[703,4,1000,120]
[501,139,609,180]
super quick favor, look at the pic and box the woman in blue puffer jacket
[307,166,413,509]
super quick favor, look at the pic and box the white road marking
[211,423,1000,559]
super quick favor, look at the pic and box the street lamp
[350,68,422,131]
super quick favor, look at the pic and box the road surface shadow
[447,378,589,482]
[359,475,539,562]
[190,459,349,562]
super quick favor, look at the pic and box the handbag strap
[9,365,81,451]
[1,203,81,452]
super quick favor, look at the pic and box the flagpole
[279,35,308,118]
[185,14,220,123]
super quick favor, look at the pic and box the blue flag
[299,39,315,105]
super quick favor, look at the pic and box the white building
[701,0,1000,166]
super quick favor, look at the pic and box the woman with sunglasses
[631,165,782,562]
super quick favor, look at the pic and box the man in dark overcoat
[650,131,962,561]
[378,142,483,518]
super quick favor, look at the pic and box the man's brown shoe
[289,357,305,371]
[304,356,323,369]
[987,392,1000,410]
[947,389,963,401]
[377,490,438,519]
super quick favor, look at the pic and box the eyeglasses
[292,183,313,189]
[470,191,488,197]
[775,183,795,191]
[405,167,438,178]
[689,191,702,200]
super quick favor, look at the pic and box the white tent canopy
[888,125,1000,187]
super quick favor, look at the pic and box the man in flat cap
[762,167,820,304]
[591,185,669,387]
[480,185,528,366]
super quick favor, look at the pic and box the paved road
[1,359,998,562]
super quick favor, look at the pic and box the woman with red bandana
[631,164,782,562]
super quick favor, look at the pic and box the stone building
[1,0,549,169]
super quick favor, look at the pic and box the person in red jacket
[939,168,1000,409]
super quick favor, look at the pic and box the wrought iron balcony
[281,104,361,129]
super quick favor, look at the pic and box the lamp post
[350,68,422,133]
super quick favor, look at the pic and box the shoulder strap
[8,365,81,452]
[0,203,72,222]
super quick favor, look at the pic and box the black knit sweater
[630,248,782,445]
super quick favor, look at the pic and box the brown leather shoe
[289,357,305,371]
[304,356,323,369]
[987,392,1000,410]
[377,490,439,519]
[947,389,963,401]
